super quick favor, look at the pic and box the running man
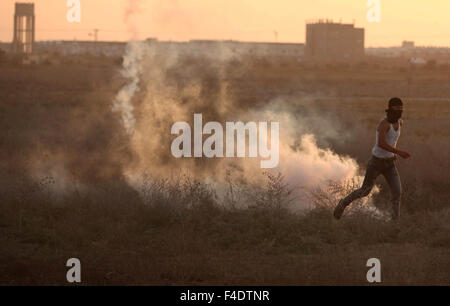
[334,97,411,221]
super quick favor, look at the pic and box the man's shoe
[333,200,346,220]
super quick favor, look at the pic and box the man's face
[387,105,403,122]
[393,105,403,118]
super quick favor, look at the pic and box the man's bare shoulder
[377,118,390,131]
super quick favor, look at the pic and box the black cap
[388,97,403,108]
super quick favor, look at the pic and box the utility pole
[93,29,99,42]
[89,29,99,42]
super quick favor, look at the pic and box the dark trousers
[341,155,402,220]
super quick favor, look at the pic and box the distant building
[306,20,364,60]
[31,39,304,60]
[34,41,126,57]
[402,41,415,49]
[184,40,304,59]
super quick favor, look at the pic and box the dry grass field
[0,55,449,285]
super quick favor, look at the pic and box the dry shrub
[308,178,387,220]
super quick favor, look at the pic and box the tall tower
[12,3,35,54]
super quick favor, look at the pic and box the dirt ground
[0,57,449,285]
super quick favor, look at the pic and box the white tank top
[372,119,401,158]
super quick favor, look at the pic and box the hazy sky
[0,0,449,47]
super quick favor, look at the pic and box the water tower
[12,2,35,54]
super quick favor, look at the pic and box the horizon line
[1,38,450,49]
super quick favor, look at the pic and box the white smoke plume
[223,108,380,211]
[112,42,147,135]
[112,0,145,135]
[110,8,381,213]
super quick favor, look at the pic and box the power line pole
[89,29,99,42]
[93,29,99,42]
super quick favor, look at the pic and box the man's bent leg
[341,157,381,207]
[382,161,402,221]
[334,157,381,219]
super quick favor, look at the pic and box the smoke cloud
[112,0,146,135]
[111,43,377,210]
[112,42,147,135]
